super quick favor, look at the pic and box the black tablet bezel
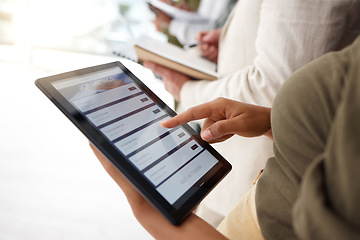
[35,61,231,225]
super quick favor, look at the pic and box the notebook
[114,34,218,80]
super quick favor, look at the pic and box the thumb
[200,128,214,141]
[201,119,234,141]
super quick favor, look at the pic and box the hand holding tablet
[90,142,228,240]
[35,61,231,225]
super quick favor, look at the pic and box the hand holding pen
[183,43,200,50]
[148,3,172,31]
[194,29,222,63]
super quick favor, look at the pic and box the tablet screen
[36,61,231,224]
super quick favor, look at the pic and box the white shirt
[179,0,360,216]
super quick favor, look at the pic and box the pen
[183,43,201,50]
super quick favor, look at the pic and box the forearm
[92,143,228,240]
[179,66,278,110]
[130,199,228,240]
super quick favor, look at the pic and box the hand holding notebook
[114,34,218,80]
[133,34,218,80]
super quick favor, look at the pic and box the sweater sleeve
[292,37,360,239]
[179,0,357,108]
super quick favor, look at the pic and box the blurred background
[0,0,173,239]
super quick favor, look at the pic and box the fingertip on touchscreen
[160,119,171,128]
[160,118,180,128]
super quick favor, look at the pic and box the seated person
[90,36,360,239]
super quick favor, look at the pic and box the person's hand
[143,61,190,101]
[161,97,273,143]
[90,143,228,240]
[196,29,222,63]
[160,0,194,11]
[90,143,146,206]
[152,9,172,31]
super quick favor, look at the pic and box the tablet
[35,61,231,225]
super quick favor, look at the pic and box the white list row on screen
[72,82,141,113]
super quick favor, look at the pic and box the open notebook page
[135,35,218,79]
[147,0,208,21]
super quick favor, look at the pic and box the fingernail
[201,129,213,141]
[160,121,167,127]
